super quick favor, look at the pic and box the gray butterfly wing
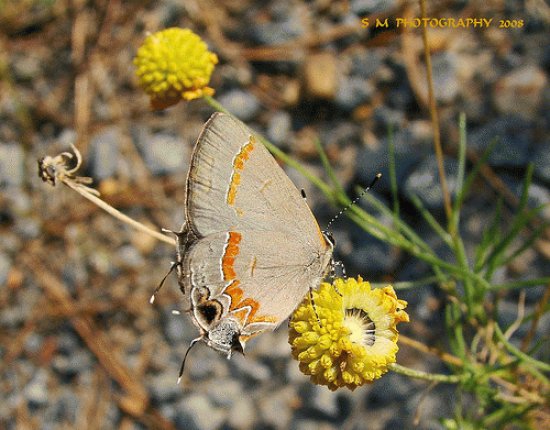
[185,113,325,250]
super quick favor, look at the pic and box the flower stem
[389,363,462,383]
[65,182,174,246]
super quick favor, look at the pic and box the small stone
[136,132,189,176]
[25,370,49,408]
[206,378,242,407]
[350,49,382,79]
[258,386,296,429]
[162,309,193,344]
[469,116,532,167]
[252,330,291,360]
[292,419,337,430]
[175,394,226,430]
[305,385,341,419]
[302,53,338,100]
[494,65,547,119]
[335,76,373,111]
[229,353,271,383]
[0,251,12,287]
[218,90,261,121]
[267,111,293,146]
[404,155,459,210]
[366,372,413,406]
[351,0,397,14]
[52,350,91,378]
[88,127,121,180]
[227,395,255,429]
[44,389,79,424]
[432,52,459,103]
[355,129,426,192]
[0,142,24,187]
[252,11,304,45]
[533,139,550,184]
[186,352,224,380]
[148,372,182,403]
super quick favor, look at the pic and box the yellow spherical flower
[134,28,218,109]
[289,277,409,391]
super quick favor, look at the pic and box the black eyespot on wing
[198,301,222,324]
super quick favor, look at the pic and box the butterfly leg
[308,286,321,324]
[149,261,180,304]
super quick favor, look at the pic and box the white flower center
[343,308,376,346]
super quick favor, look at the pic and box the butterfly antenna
[326,173,382,232]
[177,337,202,384]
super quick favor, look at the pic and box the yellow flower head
[134,28,218,109]
[289,277,409,391]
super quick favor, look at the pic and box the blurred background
[0,0,548,429]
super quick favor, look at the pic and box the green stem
[389,363,462,383]
[494,324,550,373]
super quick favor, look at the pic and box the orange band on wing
[224,279,277,325]
[222,232,241,281]
[227,136,255,206]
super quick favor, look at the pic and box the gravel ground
[0,1,549,429]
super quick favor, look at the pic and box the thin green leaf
[451,112,467,234]
[409,194,453,247]
[490,277,550,291]
[371,275,441,290]
[388,124,400,218]
[313,137,346,196]
[494,323,550,372]
[455,136,499,211]
[474,197,503,273]
[502,220,550,266]
[485,203,547,278]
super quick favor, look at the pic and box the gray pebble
[366,373,414,406]
[494,65,547,119]
[403,155,459,210]
[304,385,341,419]
[88,127,121,180]
[258,386,296,429]
[0,251,11,287]
[251,6,304,45]
[533,139,550,184]
[148,372,182,403]
[355,129,425,192]
[351,0,397,15]
[162,309,193,344]
[227,394,255,429]
[175,394,226,430]
[470,116,532,167]
[350,50,382,79]
[206,378,242,407]
[134,131,188,176]
[0,142,24,187]
[432,52,459,103]
[117,245,144,269]
[267,111,293,146]
[52,350,92,378]
[335,76,373,111]
[218,90,261,121]
[230,353,271,383]
[25,370,49,408]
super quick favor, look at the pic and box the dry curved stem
[419,0,452,224]
[38,143,174,246]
